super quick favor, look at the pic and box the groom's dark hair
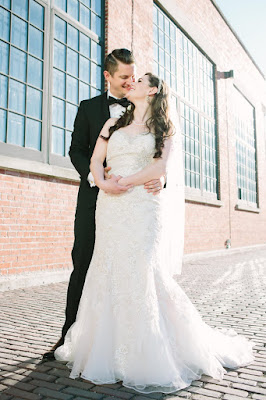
[104,48,135,76]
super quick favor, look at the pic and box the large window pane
[9,79,26,114]
[67,0,79,20]
[66,102,77,130]
[0,109,7,142]
[54,16,66,43]
[54,40,66,70]
[67,24,78,50]
[27,87,42,119]
[52,126,64,155]
[0,7,10,41]
[28,56,43,89]
[0,74,8,108]
[67,48,78,77]
[91,12,101,36]
[53,97,65,127]
[0,0,11,8]
[0,41,9,74]
[7,112,25,146]
[79,81,90,102]
[91,62,101,88]
[53,69,66,98]
[66,75,78,103]
[79,56,90,82]
[12,0,28,19]
[29,0,44,30]
[25,117,41,150]
[11,15,27,51]
[54,0,66,12]
[10,46,27,81]
[29,25,43,58]
[80,3,90,28]
[91,40,101,64]
[80,32,90,58]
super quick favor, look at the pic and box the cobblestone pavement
[0,246,266,400]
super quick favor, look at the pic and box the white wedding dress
[55,129,254,394]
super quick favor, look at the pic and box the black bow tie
[108,96,130,108]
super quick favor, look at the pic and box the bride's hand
[118,177,130,186]
[101,174,132,194]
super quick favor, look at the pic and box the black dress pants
[61,183,98,341]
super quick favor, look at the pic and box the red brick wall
[0,169,78,276]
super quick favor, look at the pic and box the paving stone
[33,386,73,399]
[251,395,266,400]
[232,384,266,395]
[92,386,134,398]
[203,384,249,397]
[2,387,40,400]
[186,387,221,398]
[63,386,104,398]
[55,377,94,390]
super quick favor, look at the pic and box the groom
[43,48,164,360]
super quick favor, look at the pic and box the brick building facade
[0,0,266,285]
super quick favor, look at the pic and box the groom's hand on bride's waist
[102,174,133,194]
[144,176,165,195]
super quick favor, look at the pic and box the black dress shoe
[42,338,64,360]
[42,350,55,360]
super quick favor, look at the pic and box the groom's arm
[69,101,91,180]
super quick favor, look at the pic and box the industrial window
[0,0,44,150]
[153,4,217,196]
[234,88,257,205]
[0,0,103,164]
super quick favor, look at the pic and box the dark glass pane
[7,111,24,146]
[12,0,28,20]
[0,8,10,41]
[9,79,26,114]
[67,24,78,50]
[25,117,41,150]
[67,48,78,77]
[67,0,79,21]
[80,3,90,28]
[11,15,27,51]
[0,40,9,74]
[29,25,43,58]
[27,86,42,119]
[10,46,26,81]
[80,33,90,58]
[54,0,67,11]
[54,16,66,43]
[66,75,78,103]
[30,0,44,30]
[52,126,64,155]
[0,109,7,142]
[91,40,101,64]
[52,97,65,127]
[66,102,77,130]
[54,40,66,70]
[53,68,66,98]
[79,55,90,82]
[0,74,8,107]
[28,56,43,88]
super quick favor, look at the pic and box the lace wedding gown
[55,129,254,394]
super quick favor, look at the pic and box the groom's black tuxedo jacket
[69,92,110,207]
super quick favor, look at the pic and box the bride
[55,73,254,394]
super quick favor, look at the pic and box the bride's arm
[90,119,132,194]
[119,136,173,187]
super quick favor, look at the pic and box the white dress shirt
[88,90,128,187]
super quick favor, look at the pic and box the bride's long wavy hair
[106,73,174,158]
